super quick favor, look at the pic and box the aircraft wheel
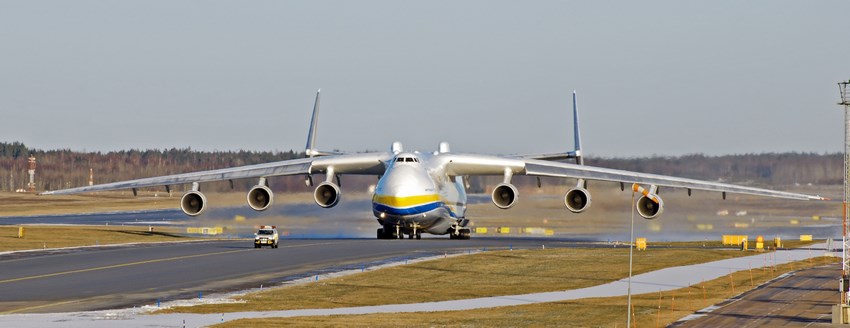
[377,228,385,239]
[416,233,421,240]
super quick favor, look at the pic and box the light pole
[839,80,850,305]
[627,185,636,327]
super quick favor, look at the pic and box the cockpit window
[394,155,420,163]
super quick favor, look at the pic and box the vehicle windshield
[257,230,274,235]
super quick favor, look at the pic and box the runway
[672,262,839,327]
[0,237,572,314]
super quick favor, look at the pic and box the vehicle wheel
[416,233,421,240]
[254,244,259,248]
[377,228,385,239]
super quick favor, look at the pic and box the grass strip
[212,255,838,327]
[0,225,198,252]
[159,246,751,314]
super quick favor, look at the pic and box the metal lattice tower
[840,80,850,305]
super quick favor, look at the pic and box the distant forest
[0,141,842,193]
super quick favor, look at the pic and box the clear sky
[1,1,848,157]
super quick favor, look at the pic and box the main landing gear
[376,225,422,240]
[449,228,471,240]
[377,226,401,239]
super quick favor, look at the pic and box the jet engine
[564,187,592,213]
[491,183,518,209]
[180,191,207,216]
[636,194,664,219]
[247,185,273,211]
[314,182,341,208]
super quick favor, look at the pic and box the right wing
[40,152,391,195]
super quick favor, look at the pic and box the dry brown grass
[159,247,750,314]
[211,256,838,327]
[0,225,198,251]
[0,191,179,216]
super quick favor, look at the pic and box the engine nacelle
[491,183,518,209]
[636,194,664,219]
[564,187,592,213]
[180,191,207,216]
[314,182,341,208]
[247,185,273,211]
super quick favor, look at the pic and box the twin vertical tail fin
[304,89,341,158]
[518,90,585,164]
[305,89,321,158]
[571,90,583,166]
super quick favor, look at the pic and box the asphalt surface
[0,237,574,314]
[672,262,840,327]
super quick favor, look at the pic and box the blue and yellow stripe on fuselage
[372,194,451,217]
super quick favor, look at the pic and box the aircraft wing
[40,152,390,195]
[443,154,824,201]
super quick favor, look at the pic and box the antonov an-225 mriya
[41,90,825,240]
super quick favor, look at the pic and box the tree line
[0,141,842,194]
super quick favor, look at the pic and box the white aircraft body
[41,90,825,239]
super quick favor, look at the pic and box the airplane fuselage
[371,151,468,237]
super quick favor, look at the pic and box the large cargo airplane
[41,90,825,239]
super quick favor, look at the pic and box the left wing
[522,158,823,200]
